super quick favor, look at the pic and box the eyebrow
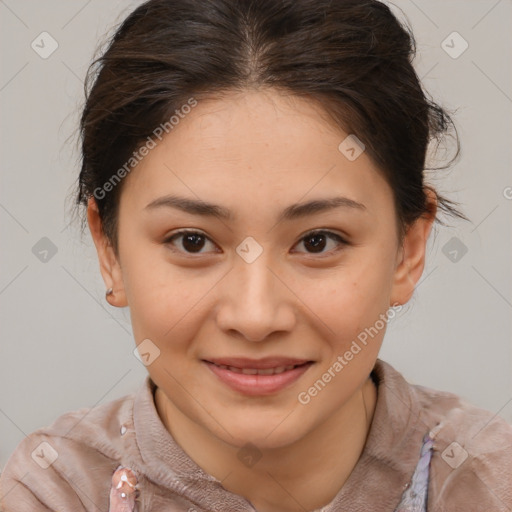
[144,194,366,222]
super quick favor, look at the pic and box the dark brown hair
[75,0,467,254]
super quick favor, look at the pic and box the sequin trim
[394,432,434,512]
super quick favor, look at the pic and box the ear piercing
[106,288,113,298]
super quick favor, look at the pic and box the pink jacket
[1,359,511,511]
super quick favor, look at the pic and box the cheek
[297,262,392,412]
[318,255,395,340]
[124,257,217,359]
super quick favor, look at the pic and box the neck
[155,376,377,512]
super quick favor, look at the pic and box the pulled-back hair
[76,0,467,254]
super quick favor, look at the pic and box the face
[89,88,433,450]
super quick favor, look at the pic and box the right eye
[163,230,220,256]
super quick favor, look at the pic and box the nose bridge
[238,249,276,305]
[216,246,294,341]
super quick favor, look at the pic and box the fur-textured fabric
[2,359,511,511]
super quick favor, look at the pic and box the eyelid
[299,228,348,242]
[163,229,219,255]
[291,229,348,256]
[163,228,349,256]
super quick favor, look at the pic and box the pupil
[180,233,328,254]
[305,233,326,253]
[183,234,205,253]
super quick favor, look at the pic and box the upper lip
[203,357,313,369]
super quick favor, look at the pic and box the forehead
[118,89,394,221]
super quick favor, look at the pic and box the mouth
[202,357,314,396]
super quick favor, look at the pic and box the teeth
[216,363,300,375]
[241,368,259,375]
[258,367,278,375]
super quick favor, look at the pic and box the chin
[212,411,309,451]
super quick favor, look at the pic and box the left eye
[164,229,347,256]
[292,230,347,256]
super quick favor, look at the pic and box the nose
[216,252,296,342]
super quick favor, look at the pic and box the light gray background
[1,0,511,470]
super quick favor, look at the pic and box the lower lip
[204,361,313,396]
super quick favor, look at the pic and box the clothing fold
[2,358,511,511]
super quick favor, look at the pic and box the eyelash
[163,229,348,258]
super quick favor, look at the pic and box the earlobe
[390,189,437,306]
[86,197,128,307]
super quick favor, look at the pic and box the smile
[202,357,314,396]
[212,363,300,375]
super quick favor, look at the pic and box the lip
[205,357,311,369]
[203,357,314,396]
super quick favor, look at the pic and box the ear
[87,197,128,307]
[390,188,437,306]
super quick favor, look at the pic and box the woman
[1,0,511,511]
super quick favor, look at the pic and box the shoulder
[410,379,512,510]
[0,387,139,512]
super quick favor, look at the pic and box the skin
[88,88,436,512]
